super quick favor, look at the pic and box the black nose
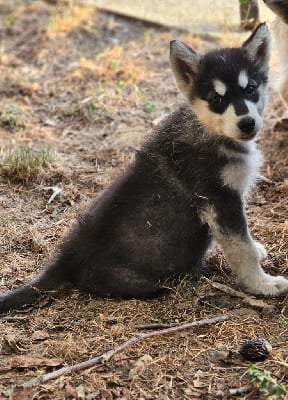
[238,117,255,134]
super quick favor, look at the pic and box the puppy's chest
[219,147,262,196]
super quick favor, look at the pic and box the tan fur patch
[190,99,224,135]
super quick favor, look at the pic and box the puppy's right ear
[170,40,202,99]
[242,23,271,76]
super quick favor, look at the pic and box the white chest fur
[220,141,263,198]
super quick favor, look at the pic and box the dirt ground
[0,1,287,399]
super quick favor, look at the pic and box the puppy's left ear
[242,23,271,76]
[170,40,202,100]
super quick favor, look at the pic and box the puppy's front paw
[253,241,267,261]
[245,273,288,296]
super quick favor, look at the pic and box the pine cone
[239,338,272,361]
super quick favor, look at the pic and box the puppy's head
[170,23,271,141]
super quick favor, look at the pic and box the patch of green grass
[0,215,17,230]
[247,363,286,397]
[143,102,156,114]
[111,60,119,70]
[2,146,54,183]
[0,216,16,237]
[133,88,157,116]
[3,15,14,26]
[118,80,125,89]
[0,104,24,130]
[60,94,109,125]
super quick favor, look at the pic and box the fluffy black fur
[0,105,253,313]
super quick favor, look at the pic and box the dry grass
[44,4,97,38]
[1,146,54,183]
[0,104,24,130]
[0,1,287,399]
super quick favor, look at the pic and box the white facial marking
[222,104,240,139]
[244,100,263,131]
[238,70,248,88]
[213,79,227,96]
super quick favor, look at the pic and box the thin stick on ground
[204,278,272,310]
[20,314,230,389]
[133,323,177,329]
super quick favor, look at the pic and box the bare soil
[0,2,287,399]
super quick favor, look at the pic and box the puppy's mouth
[239,130,257,141]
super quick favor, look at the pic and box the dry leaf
[242,297,269,309]
[31,330,50,342]
[192,377,207,388]
[1,335,28,355]
[64,382,78,398]
[76,385,86,400]
[129,354,153,379]
[0,355,62,371]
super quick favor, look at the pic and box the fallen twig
[2,315,28,322]
[133,323,176,330]
[272,360,288,369]
[20,314,230,388]
[205,279,272,310]
[205,279,246,299]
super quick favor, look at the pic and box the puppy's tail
[0,262,66,314]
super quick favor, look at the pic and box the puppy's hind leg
[81,267,170,300]
[111,275,170,299]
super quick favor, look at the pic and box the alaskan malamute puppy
[1,23,287,314]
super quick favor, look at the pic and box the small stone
[262,305,277,316]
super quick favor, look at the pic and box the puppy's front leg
[219,234,288,296]
[253,241,267,261]
[201,202,288,296]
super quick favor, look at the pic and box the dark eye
[209,94,222,106]
[246,85,256,98]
